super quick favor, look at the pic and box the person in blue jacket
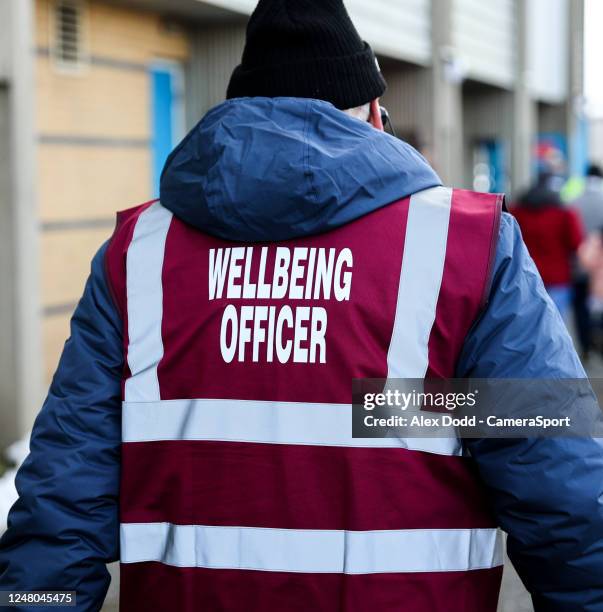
[1,0,603,610]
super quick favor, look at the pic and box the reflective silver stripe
[120,522,503,573]
[383,187,460,455]
[125,202,173,402]
[122,398,460,455]
[387,187,453,378]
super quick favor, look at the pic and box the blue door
[150,64,184,196]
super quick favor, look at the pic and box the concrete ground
[103,563,119,611]
[498,545,533,612]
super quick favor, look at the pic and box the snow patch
[0,437,29,534]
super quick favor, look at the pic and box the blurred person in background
[573,164,603,358]
[1,0,603,611]
[578,226,603,353]
[574,164,603,234]
[512,171,584,319]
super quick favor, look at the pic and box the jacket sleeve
[457,213,603,611]
[0,242,123,611]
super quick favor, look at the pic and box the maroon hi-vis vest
[105,186,504,611]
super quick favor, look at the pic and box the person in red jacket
[512,172,584,318]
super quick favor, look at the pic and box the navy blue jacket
[1,98,602,611]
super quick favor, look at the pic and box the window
[52,0,87,70]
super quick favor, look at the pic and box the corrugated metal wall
[452,0,517,88]
[463,86,513,138]
[462,85,514,187]
[538,101,567,133]
[380,63,432,148]
[186,24,245,126]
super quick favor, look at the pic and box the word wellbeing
[209,246,353,364]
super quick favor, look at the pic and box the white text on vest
[209,246,353,364]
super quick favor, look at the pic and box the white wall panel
[527,0,568,103]
[197,0,431,65]
[589,119,603,167]
[0,1,10,82]
[194,0,255,15]
[346,0,431,64]
[452,0,517,88]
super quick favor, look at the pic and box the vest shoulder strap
[424,187,502,377]
[105,199,161,319]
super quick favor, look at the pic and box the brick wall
[35,0,189,381]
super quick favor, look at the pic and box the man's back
[103,100,503,608]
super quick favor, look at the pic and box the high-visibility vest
[105,186,504,611]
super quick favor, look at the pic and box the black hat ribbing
[226,0,387,110]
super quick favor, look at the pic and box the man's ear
[369,99,384,131]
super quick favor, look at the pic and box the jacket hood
[160,97,441,241]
